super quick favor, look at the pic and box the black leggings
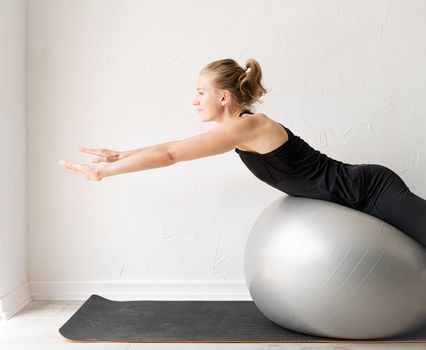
[361,164,426,248]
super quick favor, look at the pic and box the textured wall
[27,0,426,297]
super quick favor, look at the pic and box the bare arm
[60,116,259,181]
[101,117,258,178]
[102,141,178,178]
[119,141,177,159]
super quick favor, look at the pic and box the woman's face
[192,73,223,122]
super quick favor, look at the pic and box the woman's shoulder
[228,112,270,135]
[235,113,290,154]
[237,111,273,126]
[242,111,276,122]
[241,112,285,131]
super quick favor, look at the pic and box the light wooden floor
[0,300,425,350]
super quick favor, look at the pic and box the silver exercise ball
[244,195,426,340]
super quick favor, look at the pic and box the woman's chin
[198,113,208,121]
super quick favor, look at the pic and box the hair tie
[245,67,251,74]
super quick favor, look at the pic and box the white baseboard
[0,282,32,321]
[30,280,252,301]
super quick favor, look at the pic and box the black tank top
[235,110,368,210]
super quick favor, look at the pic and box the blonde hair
[200,58,269,110]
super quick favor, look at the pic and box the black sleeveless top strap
[234,110,369,210]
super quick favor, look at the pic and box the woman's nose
[192,98,199,106]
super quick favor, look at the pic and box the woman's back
[235,110,369,211]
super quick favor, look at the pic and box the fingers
[59,160,103,182]
[59,160,102,181]
[58,160,81,172]
[80,147,104,156]
[59,160,72,168]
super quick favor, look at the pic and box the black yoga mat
[59,294,426,343]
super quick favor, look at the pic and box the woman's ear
[220,91,230,105]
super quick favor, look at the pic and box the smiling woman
[59,57,426,249]
[58,58,272,179]
[193,58,267,123]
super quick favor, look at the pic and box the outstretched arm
[102,141,176,177]
[59,116,258,181]
[103,116,258,177]
[59,141,178,181]
[119,141,177,159]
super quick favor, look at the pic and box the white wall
[0,0,31,321]
[25,0,426,301]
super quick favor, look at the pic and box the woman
[59,58,426,247]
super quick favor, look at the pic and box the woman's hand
[79,147,123,163]
[58,160,105,181]
[58,147,126,181]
